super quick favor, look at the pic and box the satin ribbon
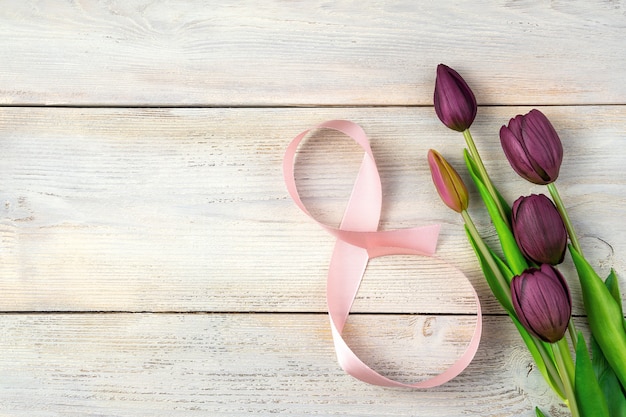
[283,120,482,387]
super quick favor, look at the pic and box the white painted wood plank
[1,106,625,313]
[0,313,570,416]
[0,1,625,106]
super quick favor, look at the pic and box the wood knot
[422,316,436,337]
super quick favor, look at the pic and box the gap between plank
[0,103,625,109]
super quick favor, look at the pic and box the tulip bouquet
[428,64,626,417]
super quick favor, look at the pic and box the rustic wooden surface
[1,1,625,416]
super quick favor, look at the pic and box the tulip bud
[433,64,477,132]
[511,264,572,343]
[427,149,469,213]
[499,109,563,185]
[512,194,567,265]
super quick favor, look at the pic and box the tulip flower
[433,65,510,223]
[511,264,572,344]
[427,149,469,213]
[499,109,563,185]
[434,64,477,132]
[512,194,567,265]
[429,149,515,315]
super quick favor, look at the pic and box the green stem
[567,320,578,348]
[533,339,567,397]
[461,210,510,300]
[462,210,566,400]
[553,339,580,417]
[558,338,575,383]
[462,129,509,227]
[547,183,583,256]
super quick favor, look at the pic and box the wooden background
[1,1,625,416]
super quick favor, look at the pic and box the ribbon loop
[284,120,482,388]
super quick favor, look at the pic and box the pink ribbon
[283,120,482,387]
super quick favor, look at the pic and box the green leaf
[535,407,548,417]
[592,336,626,417]
[464,150,528,275]
[605,270,622,312]
[575,332,609,417]
[464,150,512,219]
[569,245,626,391]
[605,269,626,332]
[464,225,514,314]
[489,244,515,282]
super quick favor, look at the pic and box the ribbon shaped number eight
[283,120,482,388]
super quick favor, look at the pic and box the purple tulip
[433,64,477,132]
[512,194,567,265]
[499,109,563,185]
[427,149,469,213]
[511,264,571,343]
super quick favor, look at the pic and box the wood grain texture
[0,0,625,106]
[0,313,573,417]
[1,2,625,415]
[1,106,624,313]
